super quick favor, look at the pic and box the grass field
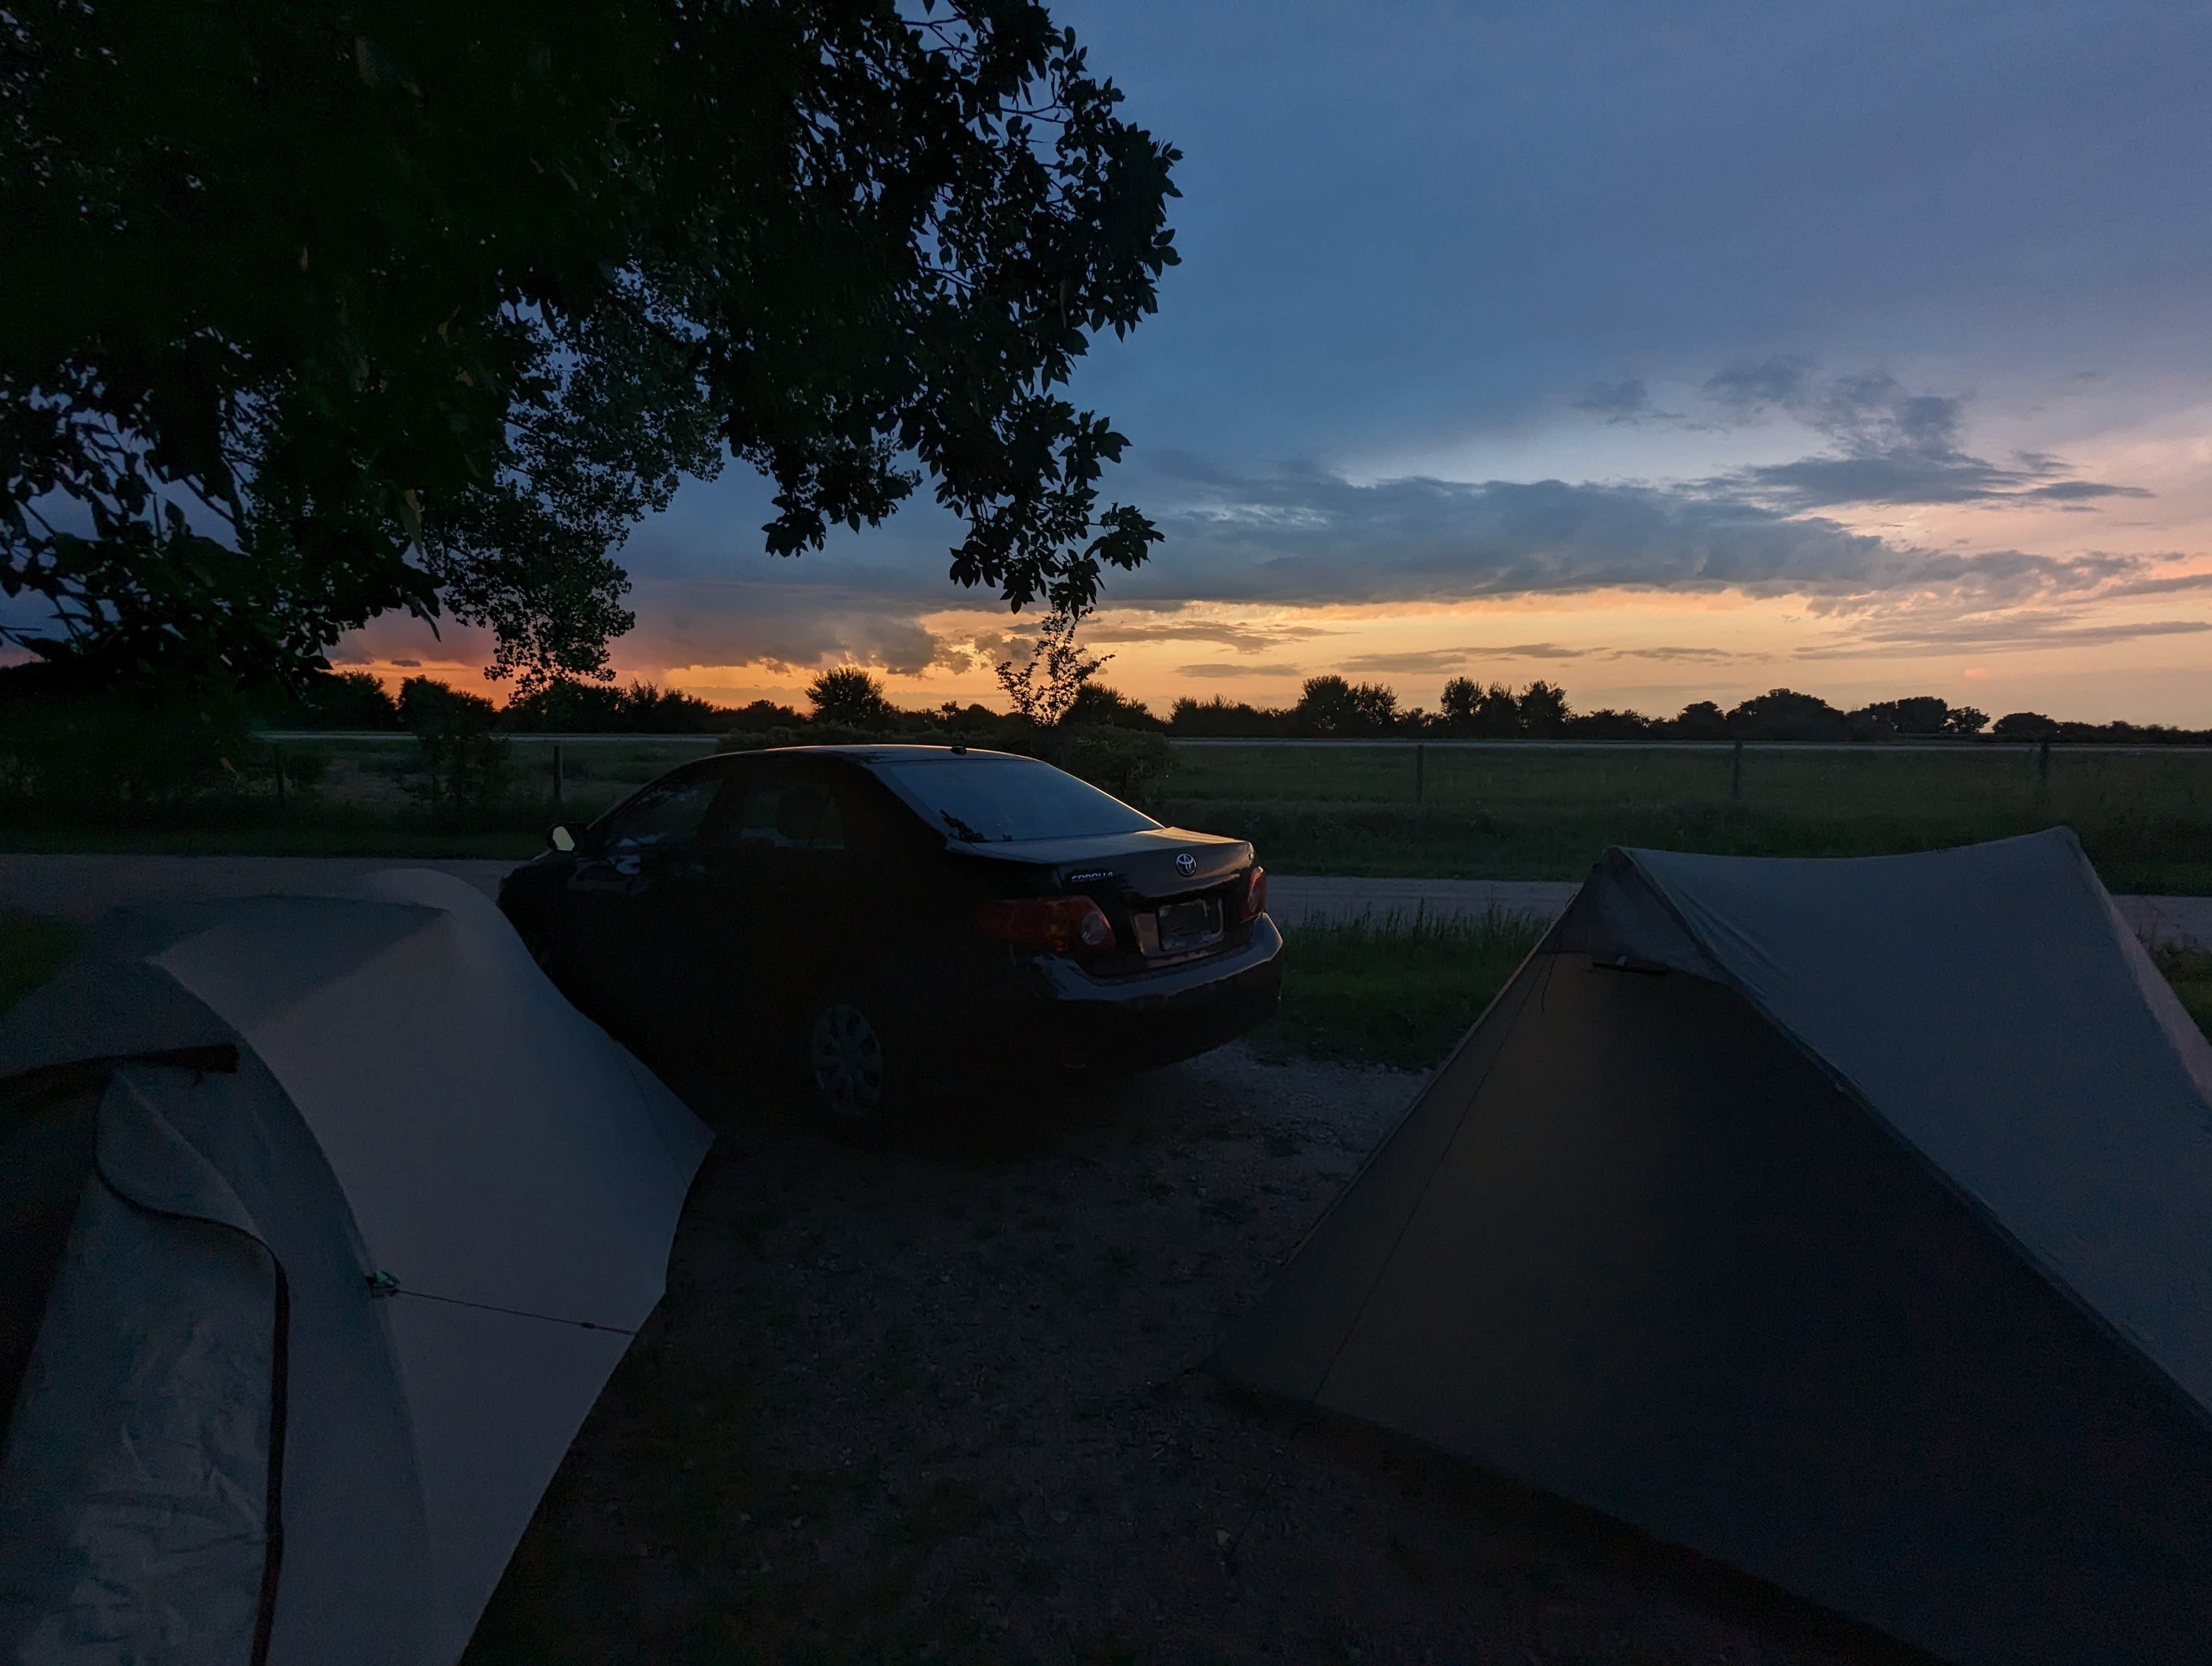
[1153,742,2212,893]
[2160,948,2212,1038]
[1251,909,1547,1068]
[5,735,2211,892]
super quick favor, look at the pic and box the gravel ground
[462,1042,1923,1666]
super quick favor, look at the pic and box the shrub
[0,661,260,803]
[1062,683,1161,729]
[1726,688,1849,741]
[995,721,1176,805]
[283,669,403,730]
[1673,700,1728,739]
[399,677,513,813]
[1168,695,1295,737]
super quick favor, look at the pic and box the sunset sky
[349,0,2212,725]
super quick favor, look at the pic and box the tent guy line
[366,1277,638,1337]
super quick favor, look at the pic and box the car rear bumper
[1018,914,1284,1069]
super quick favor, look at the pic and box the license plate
[1156,898,1224,953]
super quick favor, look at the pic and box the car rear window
[882,756,1157,843]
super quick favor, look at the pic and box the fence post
[2037,735,2051,785]
[1731,737,1744,802]
[1415,742,1425,803]
[552,742,564,808]
[274,744,286,809]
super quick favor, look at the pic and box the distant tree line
[1163,677,2212,745]
[269,666,2212,746]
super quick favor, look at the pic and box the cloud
[2021,480,2155,502]
[1795,613,2212,658]
[1576,378,1653,422]
[2104,568,2212,599]
[1127,464,2151,612]
[1335,643,1579,672]
[1599,645,1756,663]
[1698,361,2150,510]
[1174,662,1305,678]
[1079,617,1340,652]
[1704,356,1816,415]
[617,578,974,678]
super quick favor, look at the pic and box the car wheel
[805,995,904,1136]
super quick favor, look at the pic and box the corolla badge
[1174,851,1198,876]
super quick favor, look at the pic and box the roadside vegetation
[1155,742,2212,894]
[2159,948,2212,1038]
[1252,911,1548,1069]
[7,725,2210,892]
[8,664,2208,888]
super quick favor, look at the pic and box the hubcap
[809,1003,885,1121]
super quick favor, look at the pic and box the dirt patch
[465,1044,1920,1665]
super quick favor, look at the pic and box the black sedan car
[498,745,1283,1131]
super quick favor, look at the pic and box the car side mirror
[548,824,576,854]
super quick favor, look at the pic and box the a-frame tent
[1,869,712,1666]
[1216,829,2212,1665]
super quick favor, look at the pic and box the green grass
[1255,913,2212,1071]
[2156,948,2212,1040]
[1250,909,1549,1069]
[6,738,2212,892]
[1153,743,2212,893]
[0,911,83,1014]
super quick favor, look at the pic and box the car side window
[600,769,729,856]
[726,775,845,853]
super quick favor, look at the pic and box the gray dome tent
[0,869,712,1665]
[1217,829,2212,1665]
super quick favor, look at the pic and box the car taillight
[1237,864,1268,921]
[976,896,1118,955]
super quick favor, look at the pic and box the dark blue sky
[359,1,2212,720]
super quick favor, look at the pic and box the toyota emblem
[1174,851,1198,876]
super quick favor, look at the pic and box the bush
[723,699,805,733]
[1168,695,1295,737]
[0,662,262,804]
[501,677,732,733]
[1726,688,1850,741]
[282,669,403,731]
[1995,710,2061,740]
[1062,683,1162,729]
[400,677,513,813]
[995,721,1176,805]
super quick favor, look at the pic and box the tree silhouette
[3,2,1179,691]
[806,667,897,730]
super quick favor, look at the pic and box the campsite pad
[465,1041,1926,1665]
